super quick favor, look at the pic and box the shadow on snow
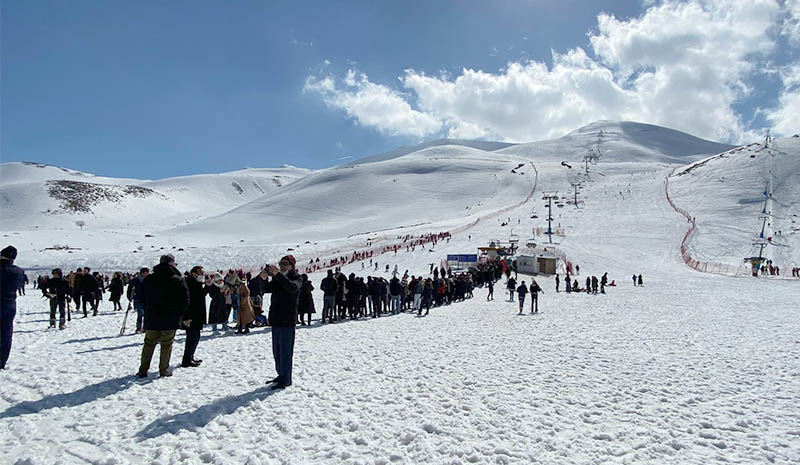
[135,386,278,440]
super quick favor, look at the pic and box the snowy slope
[0,162,313,230]
[346,138,516,166]
[172,145,535,247]
[669,136,800,269]
[499,120,735,164]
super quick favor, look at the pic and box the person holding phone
[264,255,302,389]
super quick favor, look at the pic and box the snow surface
[1,121,799,464]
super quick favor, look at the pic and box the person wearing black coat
[46,268,71,329]
[298,274,315,326]
[1,246,25,369]
[320,270,337,323]
[264,255,303,389]
[80,268,99,317]
[529,280,542,313]
[182,266,210,367]
[108,273,124,311]
[137,255,189,378]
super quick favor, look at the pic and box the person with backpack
[516,281,528,314]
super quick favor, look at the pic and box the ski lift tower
[542,192,558,244]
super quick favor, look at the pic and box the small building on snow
[515,247,559,275]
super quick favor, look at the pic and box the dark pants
[82,291,96,316]
[271,326,295,385]
[1,310,15,369]
[182,328,201,364]
[139,329,176,375]
[50,299,66,327]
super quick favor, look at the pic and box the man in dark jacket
[46,268,71,329]
[80,267,99,317]
[320,270,337,323]
[1,246,24,369]
[264,255,302,389]
[182,265,210,368]
[137,255,189,378]
[127,268,149,333]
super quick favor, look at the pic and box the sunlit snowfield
[2,148,799,465]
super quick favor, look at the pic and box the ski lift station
[514,247,560,275]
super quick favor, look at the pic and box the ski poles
[120,300,131,336]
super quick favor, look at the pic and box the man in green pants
[137,254,189,378]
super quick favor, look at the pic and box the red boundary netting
[665,169,743,276]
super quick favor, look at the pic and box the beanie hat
[280,255,296,268]
[0,245,17,261]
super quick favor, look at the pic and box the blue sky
[2,0,798,179]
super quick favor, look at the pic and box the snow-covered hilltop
[669,135,800,270]
[0,162,313,231]
[2,119,792,274]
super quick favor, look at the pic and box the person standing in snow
[137,254,189,378]
[486,279,494,301]
[637,274,643,287]
[19,273,27,295]
[586,277,591,294]
[46,268,71,329]
[297,274,315,326]
[516,281,528,314]
[555,274,560,292]
[182,266,209,367]
[127,268,149,333]
[207,274,230,332]
[264,255,303,389]
[529,280,542,313]
[71,268,83,311]
[632,274,637,286]
[80,267,99,317]
[320,270,337,324]
[108,272,124,311]
[1,246,24,369]
[565,275,572,294]
[506,276,517,302]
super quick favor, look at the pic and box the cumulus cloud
[306,0,796,143]
[303,70,442,138]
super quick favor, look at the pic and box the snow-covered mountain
[499,120,736,163]
[669,135,800,268]
[0,162,313,230]
[1,119,781,273]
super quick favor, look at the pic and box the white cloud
[766,64,800,135]
[304,70,442,138]
[783,0,800,43]
[306,0,794,144]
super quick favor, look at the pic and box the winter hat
[0,246,17,261]
[280,255,296,268]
